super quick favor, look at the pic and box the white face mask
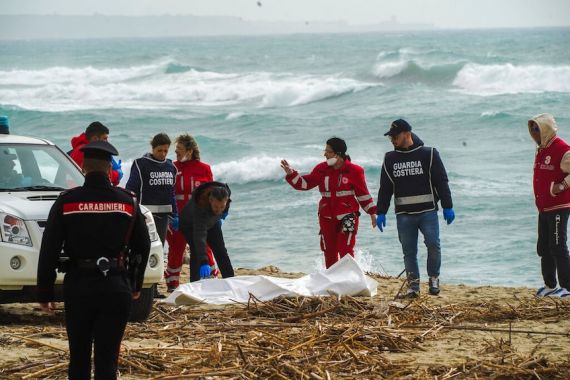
[326,157,338,166]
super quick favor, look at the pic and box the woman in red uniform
[165,134,216,291]
[281,137,377,268]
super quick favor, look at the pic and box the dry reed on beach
[1,280,570,379]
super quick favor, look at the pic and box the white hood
[0,191,60,220]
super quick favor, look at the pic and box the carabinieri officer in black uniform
[37,140,151,380]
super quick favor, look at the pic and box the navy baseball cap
[384,119,412,136]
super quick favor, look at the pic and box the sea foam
[212,155,321,184]
[0,59,375,112]
[372,48,465,84]
[453,63,570,95]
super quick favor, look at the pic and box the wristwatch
[558,183,565,192]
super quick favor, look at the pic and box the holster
[127,254,142,289]
[56,257,70,273]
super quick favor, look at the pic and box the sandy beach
[1,266,569,379]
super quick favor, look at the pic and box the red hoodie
[69,132,121,186]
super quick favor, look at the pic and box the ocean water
[1,28,570,287]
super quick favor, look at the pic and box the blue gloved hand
[218,211,228,226]
[169,215,179,232]
[443,208,455,225]
[199,264,211,279]
[112,158,123,181]
[376,214,386,232]
[111,158,122,171]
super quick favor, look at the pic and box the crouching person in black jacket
[180,181,235,282]
[37,141,150,380]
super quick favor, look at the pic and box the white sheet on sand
[162,255,378,305]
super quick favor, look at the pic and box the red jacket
[174,159,213,211]
[286,160,377,219]
[533,136,570,212]
[69,132,121,186]
[69,133,90,168]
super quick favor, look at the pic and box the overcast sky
[2,0,569,29]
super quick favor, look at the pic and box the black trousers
[186,222,234,282]
[153,213,170,246]
[537,209,570,289]
[64,286,132,379]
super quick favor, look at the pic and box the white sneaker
[552,288,570,298]
[536,286,560,297]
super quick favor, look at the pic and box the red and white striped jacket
[286,160,377,219]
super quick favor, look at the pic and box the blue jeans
[396,210,441,291]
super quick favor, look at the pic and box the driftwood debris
[1,283,570,379]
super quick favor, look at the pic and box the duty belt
[73,257,126,276]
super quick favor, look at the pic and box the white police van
[0,134,163,321]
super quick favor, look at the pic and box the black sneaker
[154,287,167,299]
[398,288,420,299]
[429,276,440,295]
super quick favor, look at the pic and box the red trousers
[165,229,215,289]
[319,216,359,268]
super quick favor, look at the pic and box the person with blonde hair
[165,134,218,290]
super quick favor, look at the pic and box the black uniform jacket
[37,172,151,303]
[179,181,231,266]
[378,137,453,215]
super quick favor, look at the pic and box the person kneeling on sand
[179,182,235,282]
[529,113,570,298]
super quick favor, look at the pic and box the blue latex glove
[169,215,179,232]
[112,158,123,181]
[443,208,455,225]
[218,211,229,226]
[199,264,211,279]
[376,214,386,232]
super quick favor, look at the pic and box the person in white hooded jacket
[529,113,570,298]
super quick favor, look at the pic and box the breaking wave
[372,48,465,84]
[372,48,570,95]
[212,155,320,184]
[0,59,376,112]
[453,63,570,95]
[210,154,381,185]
